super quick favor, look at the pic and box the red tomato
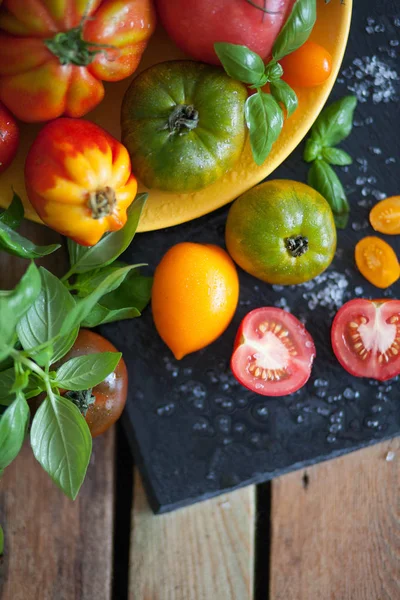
[155,0,295,65]
[280,41,332,88]
[231,307,316,397]
[331,299,400,382]
[25,118,137,246]
[0,0,156,122]
[62,330,128,438]
[0,101,18,173]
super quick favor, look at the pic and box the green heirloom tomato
[121,61,247,193]
[225,180,337,286]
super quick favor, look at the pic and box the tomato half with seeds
[231,308,316,397]
[370,196,400,235]
[62,330,128,437]
[331,299,400,381]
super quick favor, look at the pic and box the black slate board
[101,0,400,513]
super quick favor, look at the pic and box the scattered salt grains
[385,157,396,164]
[274,296,290,311]
[351,220,369,231]
[386,451,395,462]
[314,378,329,388]
[354,286,364,296]
[339,55,399,104]
[368,146,382,155]
[300,271,349,313]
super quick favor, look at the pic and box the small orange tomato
[370,196,400,235]
[355,236,400,289]
[280,41,332,88]
[25,118,137,246]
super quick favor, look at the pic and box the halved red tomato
[231,307,316,397]
[331,299,400,381]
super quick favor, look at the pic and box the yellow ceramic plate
[0,0,352,233]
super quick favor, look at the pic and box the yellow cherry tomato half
[355,236,400,289]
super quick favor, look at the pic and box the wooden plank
[129,473,255,600]
[270,440,400,600]
[0,222,116,600]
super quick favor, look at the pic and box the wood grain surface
[0,223,116,600]
[270,439,400,600]
[130,472,255,600]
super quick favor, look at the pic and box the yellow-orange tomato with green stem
[280,41,332,88]
[25,118,137,246]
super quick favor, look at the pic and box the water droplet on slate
[156,402,176,417]
[213,397,235,412]
[233,422,246,434]
[252,403,269,422]
[216,415,232,434]
[327,434,337,443]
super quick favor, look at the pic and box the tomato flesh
[331,299,400,381]
[231,308,316,397]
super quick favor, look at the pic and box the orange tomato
[370,196,400,235]
[152,242,239,360]
[280,41,332,88]
[355,236,399,289]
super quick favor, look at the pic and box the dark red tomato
[0,102,18,173]
[155,0,295,65]
[231,307,316,397]
[63,330,128,437]
[331,299,400,382]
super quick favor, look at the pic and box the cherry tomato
[231,307,316,397]
[280,41,332,88]
[355,236,399,289]
[155,0,295,65]
[331,299,400,381]
[62,330,128,437]
[0,101,18,173]
[370,196,400,235]
[25,118,137,246]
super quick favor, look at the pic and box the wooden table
[1,224,399,600]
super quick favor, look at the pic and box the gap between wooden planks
[270,439,400,600]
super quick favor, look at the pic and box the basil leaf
[73,262,128,297]
[67,193,147,274]
[310,95,357,147]
[60,264,143,335]
[270,79,298,117]
[303,138,322,162]
[0,262,41,351]
[272,0,316,61]
[0,392,29,470]
[55,352,122,391]
[30,393,92,500]
[17,268,79,365]
[0,192,24,230]
[245,92,283,165]
[0,221,60,258]
[0,368,42,406]
[322,147,353,166]
[214,42,267,85]
[308,159,349,229]
[82,305,141,327]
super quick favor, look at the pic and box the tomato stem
[65,389,95,416]
[166,105,199,134]
[285,235,309,257]
[44,24,115,67]
[88,187,117,220]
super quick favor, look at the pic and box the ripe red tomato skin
[155,0,295,65]
[0,102,18,173]
[61,330,128,438]
[231,307,316,397]
[331,299,400,382]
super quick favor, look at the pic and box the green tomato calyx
[167,105,199,135]
[65,389,96,416]
[285,235,309,258]
[45,25,115,67]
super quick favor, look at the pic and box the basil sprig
[304,96,357,228]
[0,191,152,503]
[0,193,60,258]
[215,0,316,165]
